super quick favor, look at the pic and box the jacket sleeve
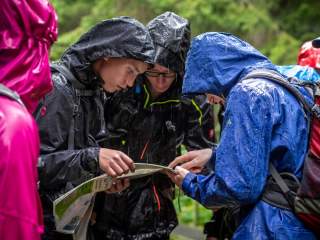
[181,84,275,208]
[182,95,215,150]
[35,77,100,191]
[0,98,43,240]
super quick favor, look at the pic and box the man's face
[145,64,176,96]
[96,58,148,93]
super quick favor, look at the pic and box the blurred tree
[50,0,320,65]
[269,0,320,42]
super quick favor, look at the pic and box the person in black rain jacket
[93,12,215,240]
[35,17,155,240]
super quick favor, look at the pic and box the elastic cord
[152,183,161,212]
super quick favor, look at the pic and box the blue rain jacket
[181,32,317,239]
[277,65,320,83]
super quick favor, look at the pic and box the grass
[173,189,213,227]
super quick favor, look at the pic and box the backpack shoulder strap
[51,63,86,89]
[51,62,99,97]
[242,70,313,116]
[244,70,314,212]
[0,83,24,106]
[50,63,102,150]
[268,162,297,207]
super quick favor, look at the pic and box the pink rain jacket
[0,0,57,239]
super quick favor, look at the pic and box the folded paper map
[53,163,175,239]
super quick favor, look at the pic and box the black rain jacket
[34,17,155,240]
[93,12,214,240]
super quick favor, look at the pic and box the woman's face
[145,64,176,97]
[94,58,148,93]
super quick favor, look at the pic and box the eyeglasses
[145,71,176,78]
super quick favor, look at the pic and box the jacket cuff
[83,147,100,175]
[182,172,197,195]
[204,149,216,171]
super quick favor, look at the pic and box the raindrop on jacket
[0,0,57,239]
[181,32,317,239]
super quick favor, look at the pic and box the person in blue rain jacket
[277,65,320,83]
[168,32,317,239]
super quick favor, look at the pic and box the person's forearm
[38,147,100,190]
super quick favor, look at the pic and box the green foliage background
[50,0,320,65]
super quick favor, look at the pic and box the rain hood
[297,41,320,70]
[61,17,155,86]
[0,0,58,113]
[182,32,276,96]
[147,11,191,78]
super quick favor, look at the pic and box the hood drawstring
[140,139,161,213]
[152,183,161,213]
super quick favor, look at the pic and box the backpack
[0,83,24,106]
[243,69,320,236]
[48,63,104,150]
